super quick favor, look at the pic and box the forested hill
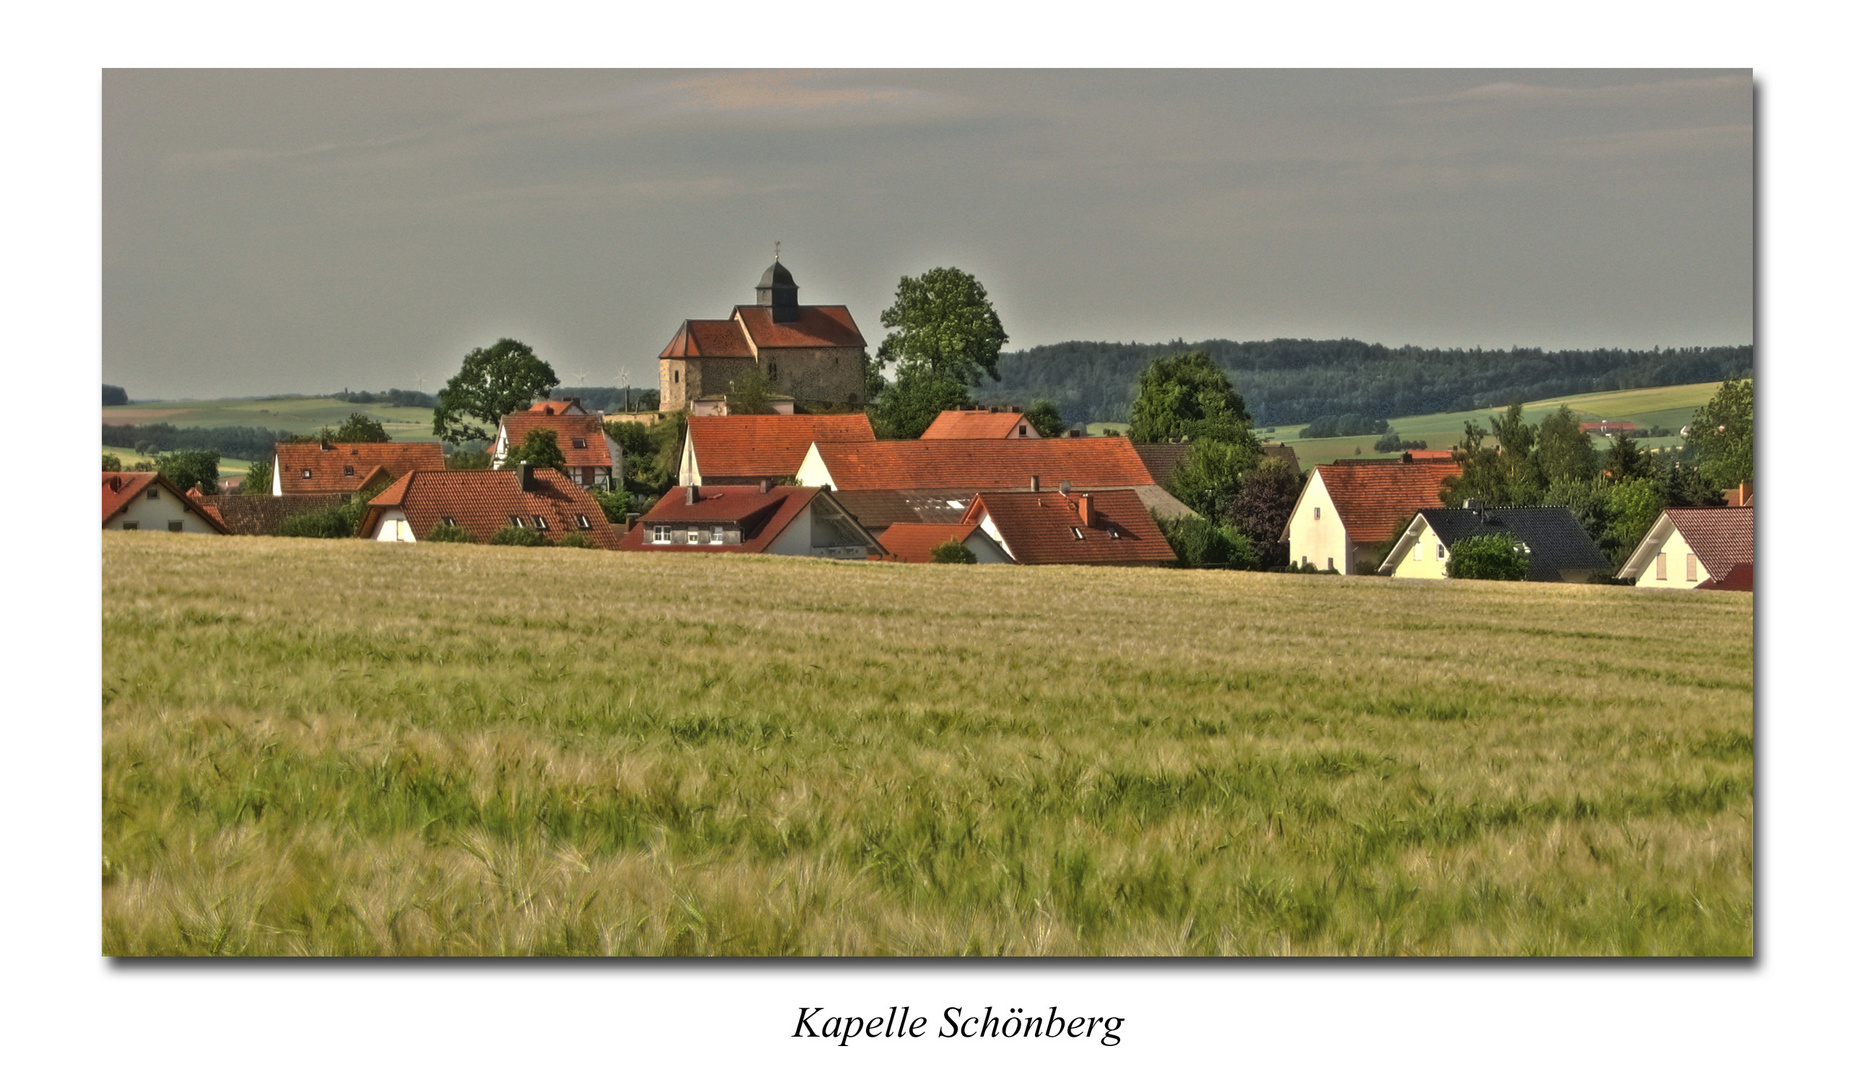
[982,339,1753,427]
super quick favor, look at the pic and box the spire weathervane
[774,240,781,261]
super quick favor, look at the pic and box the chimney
[1078,493,1094,528]
[319,438,331,451]
[1029,474,1040,492]
[624,512,640,530]
[685,485,699,504]
[759,478,772,494]
[519,463,537,492]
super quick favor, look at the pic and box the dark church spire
[756,250,800,322]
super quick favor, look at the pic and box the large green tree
[1686,377,1752,489]
[871,268,1007,438]
[1127,352,1257,446]
[154,449,220,495]
[1165,438,1261,524]
[1535,405,1597,485]
[432,339,559,445]
[1023,399,1066,439]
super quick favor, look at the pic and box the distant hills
[979,339,1753,428]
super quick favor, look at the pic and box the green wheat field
[102,534,1753,956]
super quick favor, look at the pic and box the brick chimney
[1078,493,1094,528]
[518,463,537,492]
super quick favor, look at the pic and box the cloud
[1392,73,1748,111]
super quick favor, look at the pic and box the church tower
[755,259,800,323]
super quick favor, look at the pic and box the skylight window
[1072,527,1085,540]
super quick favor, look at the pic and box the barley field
[101,534,1753,956]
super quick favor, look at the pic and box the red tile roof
[617,485,829,554]
[735,305,866,349]
[1663,506,1753,585]
[361,468,621,549]
[1401,449,1455,462]
[525,398,587,414]
[1313,458,1463,544]
[687,413,876,481]
[659,319,755,359]
[962,489,1173,566]
[875,522,984,563]
[274,442,446,494]
[101,472,230,532]
[498,413,615,469]
[1696,561,1752,591]
[808,438,1155,491]
[921,410,1030,439]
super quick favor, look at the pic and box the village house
[619,483,884,560]
[1617,505,1753,590]
[1377,504,1612,583]
[920,408,1041,439]
[794,437,1187,530]
[102,472,229,534]
[272,440,446,496]
[678,413,876,487]
[491,403,623,489]
[360,465,622,549]
[657,260,867,413]
[959,489,1175,567]
[1281,453,1463,573]
[873,522,1014,564]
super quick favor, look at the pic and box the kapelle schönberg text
[793,1006,1123,1046]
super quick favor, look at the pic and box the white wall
[1285,471,1350,572]
[371,510,415,543]
[1634,528,1710,589]
[107,486,219,533]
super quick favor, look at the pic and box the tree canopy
[331,413,391,443]
[1127,352,1257,446]
[1023,400,1066,438]
[154,448,220,495]
[508,428,566,470]
[242,457,274,497]
[1445,533,1531,581]
[433,339,559,445]
[871,268,1007,439]
[1686,377,1752,489]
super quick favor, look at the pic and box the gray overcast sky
[102,69,1750,400]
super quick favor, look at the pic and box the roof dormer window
[302,469,312,478]
[344,465,355,476]
[442,517,457,527]
[575,514,591,529]
[572,438,587,449]
[1071,527,1085,540]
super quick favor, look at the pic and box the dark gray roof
[758,260,796,288]
[1421,506,1610,580]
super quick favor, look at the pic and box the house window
[687,528,701,544]
[168,520,183,532]
[121,521,139,530]
[509,515,524,527]
[1019,425,1027,436]
[673,369,680,383]
[575,514,591,529]
[146,488,159,499]
[1071,527,1085,540]
[1656,553,1667,580]
[1313,506,1321,520]
[712,526,725,543]
[572,438,587,449]
[532,516,549,531]
[344,465,355,477]
[1687,553,1699,581]
[1437,543,1445,560]
[1107,526,1121,539]
[302,469,312,478]
[442,517,457,527]
[650,525,673,543]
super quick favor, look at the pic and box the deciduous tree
[333,412,391,443]
[433,339,559,445]
[1127,352,1257,446]
[508,428,566,470]
[1686,377,1752,489]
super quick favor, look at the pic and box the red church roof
[734,305,865,349]
[659,319,755,359]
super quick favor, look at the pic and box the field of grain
[101,535,1753,956]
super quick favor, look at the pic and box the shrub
[279,502,365,539]
[102,453,121,471]
[488,525,549,547]
[557,532,595,549]
[241,458,274,496]
[446,449,491,470]
[426,522,473,543]
[1156,515,1257,569]
[929,540,977,564]
[591,487,631,523]
[1445,533,1531,581]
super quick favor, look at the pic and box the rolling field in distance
[102,535,1753,956]
[104,396,439,442]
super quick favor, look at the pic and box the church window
[673,369,680,383]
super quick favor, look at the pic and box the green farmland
[102,535,1752,956]
[105,396,440,442]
